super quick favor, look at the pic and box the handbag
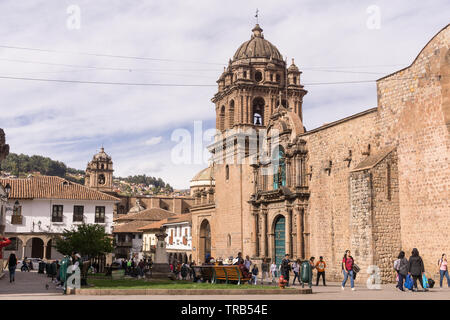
[404,274,413,290]
[422,274,429,289]
[352,263,360,273]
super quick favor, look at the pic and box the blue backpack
[404,274,413,290]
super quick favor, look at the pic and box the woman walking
[409,248,428,292]
[394,251,409,291]
[292,259,301,285]
[270,261,278,283]
[438,253,450,288]
[7,253,17,283]
[341,250,355,291]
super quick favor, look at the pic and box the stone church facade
[191,23,449,284]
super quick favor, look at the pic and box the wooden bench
[213,266,252,285]
[192,266,216,283]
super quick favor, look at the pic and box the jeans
[292,271,301,284]
[440,270,450,287]
[252,275,257,285]
[9,267,15,282]
[271,271,277,282]
[316,271,326,286]
[260,271,269,284]
[396,272,406,291]
[342,270,354,288]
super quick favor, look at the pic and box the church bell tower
[85,147,114,192]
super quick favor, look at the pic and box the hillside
[0,153,174,195]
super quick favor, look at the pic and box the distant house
[0,175,119,260]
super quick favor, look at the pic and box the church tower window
[225,165,229,181]
[229,100,235,128]
[220,106,226,131]
[255,71,263,82]
[252,97,265,126]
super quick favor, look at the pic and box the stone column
[295,206,304,259]
[251,209,259,257]
[267,233,274,262]
[285,208,292,256]
[43,242,47,260]
[260,209,268,258]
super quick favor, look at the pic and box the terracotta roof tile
[112,220,149,233]
[163,213,192,225]
[351,146,396,172]
[138,218,169,231]
[114,207,175,222]
[0,175,120,201]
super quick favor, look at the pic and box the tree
[54,223,113,259]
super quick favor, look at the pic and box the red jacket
[0,237,11,259]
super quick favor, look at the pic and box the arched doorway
[25,237,44,258]
[199,219,211,263]
[273,215,285,267]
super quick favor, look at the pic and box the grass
[85,276,294,290]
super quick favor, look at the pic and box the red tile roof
[0,175,120,201]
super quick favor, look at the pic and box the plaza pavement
[0,270,449,300]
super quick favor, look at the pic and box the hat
[75,253,81,259]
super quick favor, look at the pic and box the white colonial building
[0,175,119,260]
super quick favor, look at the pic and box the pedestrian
[138,259,145,278]
[181,263,189,280]
[438,253,449,288]
[7,253,17,283]
[280,254,291,287]
[233,252,244,265]
[0,237,11,273]
[238,261,251,280]
[244,255,252,270]
[341,250,355,291]
[409,248,428,292]
[315,256,327,286]
[251,264,259,285]
[270,261,278,283]
[292,259,301,285]
[260,258,269,285]
[394,251,409,291]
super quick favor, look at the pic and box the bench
[213,266,252,285]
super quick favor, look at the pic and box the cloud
[144,136,163,146]
[0,0,448,188]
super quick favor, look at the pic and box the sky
[0,0,448,189]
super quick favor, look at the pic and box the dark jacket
[409,255,424,276]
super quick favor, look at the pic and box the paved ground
[1,270,449,300]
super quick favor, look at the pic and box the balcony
[115,241,132,247]
[11,215,23,225]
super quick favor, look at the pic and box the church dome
[93,147,112,161]
[233,24,283,61]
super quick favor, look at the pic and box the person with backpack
[251,264,259,285]
[394,251,409,291]
[341,250,355,291]
[438,253,450,288]
[409,248,428,292]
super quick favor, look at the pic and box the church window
[276,74,281,82]
[243,71,247,79]
[101,164,105,170]
[273,146,286,190]
[255,70,263,82]
[98,174,106,185]
[225,165,229,181]
[270,74,273,82]
[229,100,235,127]
[252,97,265,126]
[227,234,231,247]
[220,106,226,131]
[293,76,297,84]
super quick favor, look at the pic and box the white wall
[165,223,192,250]
[4,199,115,234]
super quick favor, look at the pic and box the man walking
[280,254,291,287]
[261,258,269,285]
[315,256,327,286]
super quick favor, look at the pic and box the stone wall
[300,109,380,282]
[376,24,450,276]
